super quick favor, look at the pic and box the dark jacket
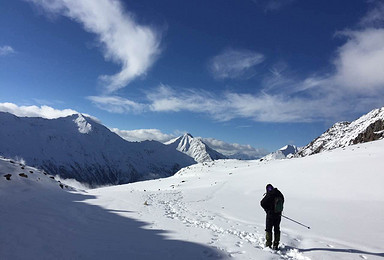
[260,188,284,216]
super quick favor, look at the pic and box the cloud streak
[252,0,296,12]
[87,95,145,113]
[202,137,268,158]
[111,128,175,143]
[89,1,384,123]
[27,0,162,92]
[208,49,265,80]
[88,85,333,123]
[0,45,15,56]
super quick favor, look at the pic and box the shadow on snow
[0,188,228,260]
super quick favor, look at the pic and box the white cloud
[332,28,384,93]
[0,45,15,56]
[111,128,175,143]
[89,84,344,123]
[87,95,146,113]
[202,137,268,158]
[0,102,78,119]
[89,2,384,124]
[208,49,265,80]
[27,0,161,92]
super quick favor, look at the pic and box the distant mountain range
[0,112,195,186]
[1,106,383,186]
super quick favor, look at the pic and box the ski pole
[281,214,310,229]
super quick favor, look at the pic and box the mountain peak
[73,114,92,134]
[166,133,226,163]
[183,133,194,138]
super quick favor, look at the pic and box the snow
[74,113,92,134]
[1,139,384,259]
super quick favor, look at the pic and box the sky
[1,0,384,154]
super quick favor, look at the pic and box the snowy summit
[166,133,227,163]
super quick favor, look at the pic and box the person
[260,184,284,250]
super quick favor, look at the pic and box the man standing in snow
[260,184,284,250]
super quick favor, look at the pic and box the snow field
[1,139,384,259]
[88,140,384,259]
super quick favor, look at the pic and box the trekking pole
[281,214,310,229]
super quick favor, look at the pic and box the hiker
[260,184,284,250]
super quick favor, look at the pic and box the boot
[272,231,280,250]
[265,232,272,248]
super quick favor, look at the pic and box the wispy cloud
[208,48,265,80]
[252,0,296,12]
[359,1,384,27]
[0,102,78,119]
[87,95,146,113]
[89,85,331,123]
[89,1,384,123]
[202,137,268,158]
[111,128,175,143]
[27,0,162,93]
[0,45,15,56]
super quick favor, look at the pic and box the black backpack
[274,196,284,213]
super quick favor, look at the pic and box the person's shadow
[0,188,228,260]
[283,246,384,258]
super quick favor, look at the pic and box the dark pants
[265,213,281,233]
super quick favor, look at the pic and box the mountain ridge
[298,107,384,157]
[0,112,195,186]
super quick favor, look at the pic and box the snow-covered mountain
[261,144,298,161]
[165,133,226,163]
[298,107,384,157]
[0,112,195,186]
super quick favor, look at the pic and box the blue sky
[1,0,384,154]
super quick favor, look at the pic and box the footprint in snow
[229,251,245,257]
[236,241,243,247]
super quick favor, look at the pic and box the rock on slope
[0,156,73,191]
[165,133,226,163]
[0,112,195,186]
[299,107,384,157]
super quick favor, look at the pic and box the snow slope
[0,112,195,186]
[2,139,383,259]
[299,107,384,156]
[166,133,227,163]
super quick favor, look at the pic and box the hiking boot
[273,231,280,250]
[265,232,272,248]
